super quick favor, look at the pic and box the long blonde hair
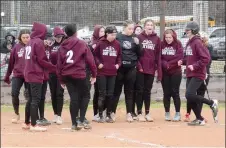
[198,31,209,46]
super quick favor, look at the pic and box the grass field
[1,100,225,113]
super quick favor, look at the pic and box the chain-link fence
[0,1,225,80]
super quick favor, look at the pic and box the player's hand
[44,40,48,46]
[178,60,183,66]
[90,77,96,85]
[188,65,194,71]
[4,77,10,85]
[139,69,143,72]
[115,64,119,69]
[92,44,96,49]
[98,64,104,69]
[133,37,139,45]
[61,84,66,89]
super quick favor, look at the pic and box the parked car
[208,27,225,47]
[214,36,225,60]
[109,21,124,33]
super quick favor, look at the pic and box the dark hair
[64,24,77,37]
[122,20,134,28]
[144,19,155,28]
[105,25,117,36]
[18,29,31,42]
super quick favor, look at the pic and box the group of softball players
[4,19,218,132]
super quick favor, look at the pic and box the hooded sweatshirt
[91,25,104,46]
[24,22,56,83]
[48,27,65,74]
[1,32,16,53]
[4,42,26,79]
[116,33,141,68]
[137,31,162,81]
[161,30,183,75]
[57,35,97,83]
[94,37,122,76]
[183,35,210,80]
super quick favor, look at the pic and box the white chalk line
[104,132,166,147]
[2,130,166,147]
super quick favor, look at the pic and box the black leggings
[161,73,181,112]
[97,76,116,117]
[64,77,89,125]
[49,73,64,116]
[135,72,154,115]
[112,67,136,114]
[37,81,48,120]
[25,83,42,126]
[11,77,28,115]
[185,77,213,120]
[186,75,210,114]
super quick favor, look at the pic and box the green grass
[1,100,225,113]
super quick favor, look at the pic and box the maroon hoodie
[91,25,104,45]
[49,27,65,74]
[183,35,210,80]
[4,43,26,79]
[24,22,56,83]
[161,30,183,75]
[57,35,97,83]
[137,31,162,81]
[94,37,122,76]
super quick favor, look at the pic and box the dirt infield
[1,104,225,147]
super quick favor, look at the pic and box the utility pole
[193,1,208,32]
[160,0,166,40]
[10,1,15,25]
[17,1,21,31]
[137,1,141,21]
[128,0,132,20]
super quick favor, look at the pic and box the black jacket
[116,33,141,68]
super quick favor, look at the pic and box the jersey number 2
[66,50,74,63]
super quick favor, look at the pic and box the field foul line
[104,133,166,147]
[1,131,165,147]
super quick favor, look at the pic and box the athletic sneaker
[71,125,82,131]
[52,115,58,123]
[210,99,218,123]
[77,121,84,128]
[187,119,206,126]
[145,113,154,122]
[103,110,107,118]
[22,123,30,130]
[105,116,114,123]
[202,116,208,123]
[98,116,105,123]
[110,112,116,122]
[184,113,190,122]
[137,114,146,122]
[173,112,181,122]
[84,117,90,124]
[92,114,100,122]
[30,125,47,132]
[126,113,133,122]
[37,118,51,126]
[165,112,171,121]
[131,112,138,120]
[56,116,63,125]
[83,122,92,129]
[12,114,20,124]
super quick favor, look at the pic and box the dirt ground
[1,105,225,147]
